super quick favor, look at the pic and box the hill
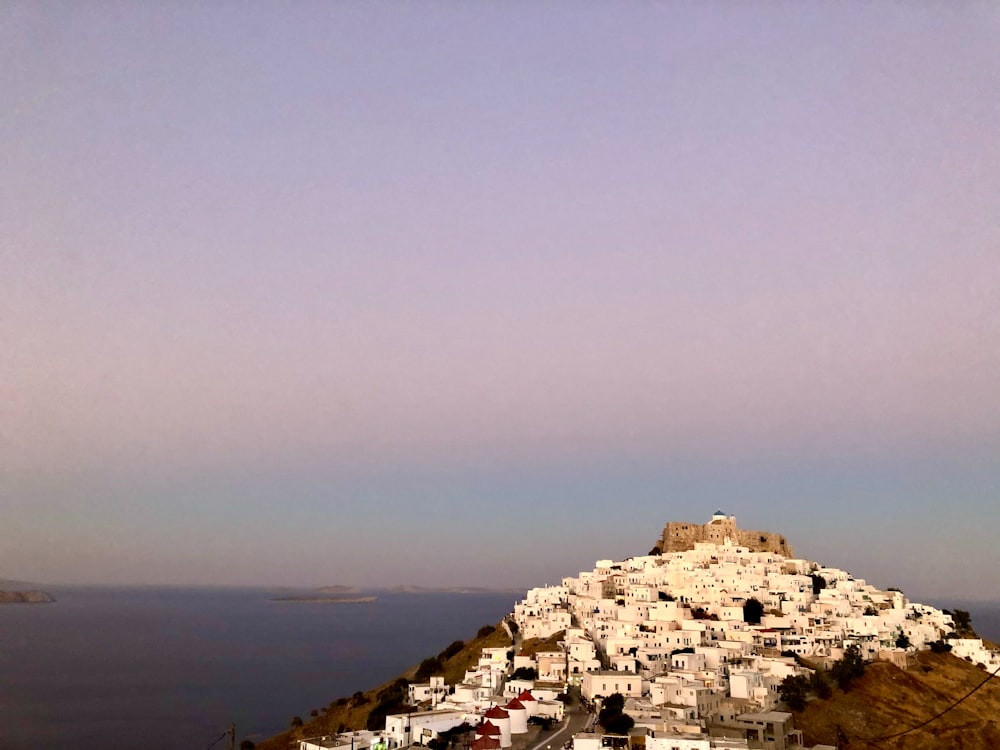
[793,650,1000,749]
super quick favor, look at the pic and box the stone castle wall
[656,517,793,557]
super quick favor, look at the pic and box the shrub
[477,625,496,639]
[511,666,537,680]
[290,716,303,728]
[929,639,952,653]
[440,640,465,660]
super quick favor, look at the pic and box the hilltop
[254,515,1000,750]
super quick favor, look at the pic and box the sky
[2,3,999,600]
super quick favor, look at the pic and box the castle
[654,511,794,556]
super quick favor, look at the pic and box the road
[525,702,593,750]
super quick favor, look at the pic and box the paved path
[525,705,593,750]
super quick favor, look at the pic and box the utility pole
[230,722,236,750]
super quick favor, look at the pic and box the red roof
[472,737,501,750]
[476,721,500,736]
[517,690,537,702]
[504,699,525,710]
[485,706,510,719]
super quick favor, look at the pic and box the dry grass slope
[518,631,566,659]
[795,651,1000,749]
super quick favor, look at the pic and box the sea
[1,588,997,750]
[0,586,519,750]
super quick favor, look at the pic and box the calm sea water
[0,587,517,750]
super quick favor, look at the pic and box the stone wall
[655,516,793,557]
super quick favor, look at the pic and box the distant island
[384,585,525,594]
[0,589,55,604]
[271,595,377,604]
[316,585,362,595]
[270,586,375,603]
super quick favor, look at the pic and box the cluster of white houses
[301,515,998,750]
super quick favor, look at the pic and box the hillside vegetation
[794,651,1000,749]
[255,623,511,750]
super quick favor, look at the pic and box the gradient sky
[3,3,999,600]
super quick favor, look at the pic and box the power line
[847,661,1000,746]
[205,724,236,750]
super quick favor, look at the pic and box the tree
[440,640,465,660]
[602,693,626,713]
[477,625,496,638]
[952,609,976,638]
[649,545,662,556]
[602,712,635,735]
[598,692,634,735]
[929,639,952,654]
[779,674,809,711]
[511,666,537,680]
[831,644,866,691]
[895,633,911,649]
[743,598,764,625]
[415,656,443,682]
[290,716,304,728]
[809,574,827,596]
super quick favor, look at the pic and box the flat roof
[738,711,792,721]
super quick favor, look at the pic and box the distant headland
[0,589,55,604]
